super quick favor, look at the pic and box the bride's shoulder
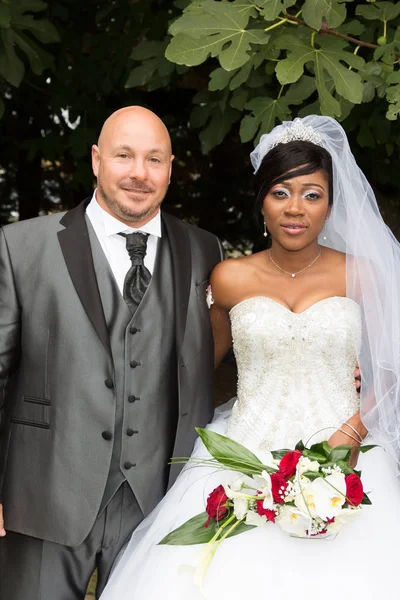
[210,256,256,309]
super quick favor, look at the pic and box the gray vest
[87,221,178,515]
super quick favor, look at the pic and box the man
[0,106,223,599]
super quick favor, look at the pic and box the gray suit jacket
[0,200,223,546]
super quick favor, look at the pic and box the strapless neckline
[229,295,359,317]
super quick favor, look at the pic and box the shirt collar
[90,190,162,238]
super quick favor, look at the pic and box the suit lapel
[162,212,191,356]
[58,199,111,357]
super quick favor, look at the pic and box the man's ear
[92,145,100,177]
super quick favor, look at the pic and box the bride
[100,116,400,599]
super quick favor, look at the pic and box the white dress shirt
[86,191,161,295]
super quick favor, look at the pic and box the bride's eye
[271,189,289,198]
[304,191,321,200]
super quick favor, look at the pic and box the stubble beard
[97,180,163,225]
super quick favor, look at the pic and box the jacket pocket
[11,396,50,429]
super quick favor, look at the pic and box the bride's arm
[328,411,368,466]
[210,304,232,369]
[208,261,238,369]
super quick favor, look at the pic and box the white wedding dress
[101,297,400,600]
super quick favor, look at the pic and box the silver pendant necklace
[269,248,322,278]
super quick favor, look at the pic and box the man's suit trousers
[0,482,143,600]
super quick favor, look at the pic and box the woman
[100,116,400,599]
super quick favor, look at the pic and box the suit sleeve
[0,228,21,497]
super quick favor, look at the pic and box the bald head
[92,106,174,227]
[98,106,172,154]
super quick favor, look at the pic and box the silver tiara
[250,117,326,172]
[271,121,324,149]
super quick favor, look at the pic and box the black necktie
[119,232,151,314]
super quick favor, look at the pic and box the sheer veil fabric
[251,116,400,471]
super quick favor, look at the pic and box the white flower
[206,285,214,309]
[252,471,273,510]
[246,511,269,528]
[326,507,362,534]
[276,505,312,537]
[296,456,320,476]
[223,484,249,520]
[310,472,347,520]
[294,482,318,518]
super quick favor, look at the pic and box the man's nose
[129,158,147,180]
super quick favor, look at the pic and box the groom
[0,106,223,598]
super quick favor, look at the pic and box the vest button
[130,327,140,334]
[124,462,136,470]
[126,428,139,436]
[104,378,114,389]
[130,360,140,368]
[128,395,140,403]
[102,431,112,441]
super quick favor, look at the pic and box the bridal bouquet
[160,429,374,579]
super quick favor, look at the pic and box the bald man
[0,106,223,599]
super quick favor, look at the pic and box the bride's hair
[254,141,333,218]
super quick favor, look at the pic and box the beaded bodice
[226,296,361,452]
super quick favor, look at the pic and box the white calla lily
[296,456,320,475]
[310,472,346,520]
[276,505,312,537]
[326,507,362,533]
[252,470,273,510]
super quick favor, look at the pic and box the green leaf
[13,16,60,44]
[284,75,316,106]
[0,4,11,28]
[276,33,364,115]
[270,448,292,460]
[196,427,271,474]
[13,30,53,75]
[356,1,400,23]
[11,0,48,12]
[301,471,321,480]
[240,95,291,143]
[166,1,270,71]
[125,59,159,88]
[302,449,327,463]
[361,492,372,506]
[230,87,249,110]
[336,459,355,475]
[358,444,379,453]
[159,511,255,545]
[259,0,297,22]
[328,444,352,463]
[131,40,167,61]
[302,0,347,31]
[308,441,332,457]
[209,67,235,91]
[0,29,24,86]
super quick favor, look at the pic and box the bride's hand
[327,430,360,467]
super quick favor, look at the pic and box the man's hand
[0,504,6,536]
[354,364,361,397]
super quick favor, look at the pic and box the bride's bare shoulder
[210,255,259,309]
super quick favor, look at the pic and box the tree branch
[284,13,379,51]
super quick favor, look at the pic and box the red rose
[270,472,288,504]
[205,485,228,527]
[345,474,364,506]
[279,450,302,479]
[256,498,276,523]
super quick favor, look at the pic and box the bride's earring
[322,220,328,241]
[263,222,268,238]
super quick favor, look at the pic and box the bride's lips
[281,223,308,236]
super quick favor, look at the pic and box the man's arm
[0,227,22,536]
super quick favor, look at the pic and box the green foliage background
[0,0,399,248]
